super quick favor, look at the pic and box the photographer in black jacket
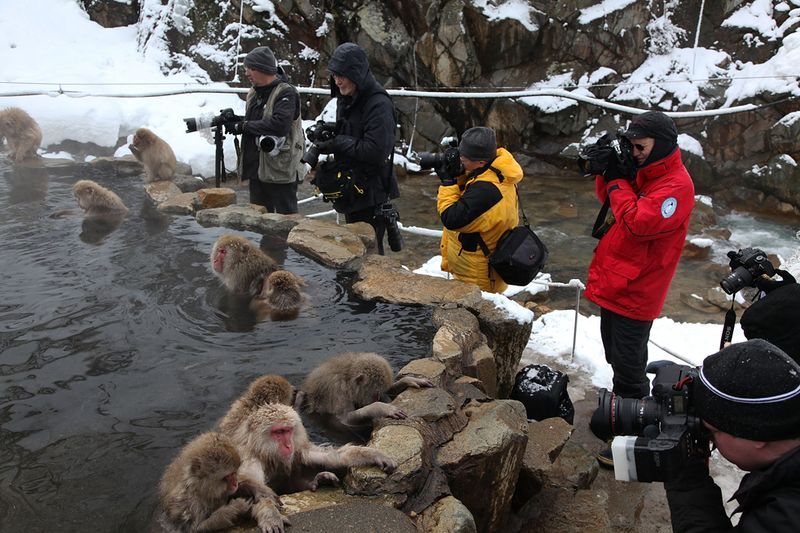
[313,42,401,254]
[665,339,800,532]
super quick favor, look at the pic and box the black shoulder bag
[488,185,549,286]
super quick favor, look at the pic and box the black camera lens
[589,388,661,441]
[183,117,198,133]
[386,219,403,252]
[419,152,442,170]
[720,266,753,295]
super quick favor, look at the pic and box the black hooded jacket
[326,43,399,213]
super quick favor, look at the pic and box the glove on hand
[314,138,337,154]
[603,153,636,183]
[225,121,246,135]
[435,164,458,186]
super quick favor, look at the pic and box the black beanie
[459,127,497,161]
[695,339,800,441]
[623,111,678,167]
[741,282,800,363]
[244,46,278,74]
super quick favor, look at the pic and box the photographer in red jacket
[584,111,695,466]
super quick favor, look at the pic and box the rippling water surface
[0,162,433,532]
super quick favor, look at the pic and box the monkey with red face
[210,234,278,300]
[231,403,396,497]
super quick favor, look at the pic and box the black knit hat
[741,282,800,363]
[695,339,800,441]
[459,127,497,161]
[244,46,278,74]
[623,111,678,143]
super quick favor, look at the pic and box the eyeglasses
[632,143,648,152]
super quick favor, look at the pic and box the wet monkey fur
[230,403,396,497]
[72,179,129,216]
[210,234,278,299]
[218,374,295,435]
[157,432,251,532]
[0,107,42,162]
[262,270,307,321]
[296,352,434,427]
[129,127,177,182]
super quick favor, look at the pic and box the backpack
[511,363,574,424]
[489,186,549,286]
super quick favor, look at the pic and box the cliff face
[82,0,800,213]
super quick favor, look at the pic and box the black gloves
[435,164,458,186]
[314,138,337,154]
[224,121,246,135]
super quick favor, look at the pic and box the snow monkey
[218,374,295,435]
[231,403,397,497]
[0,107,42,162]
[296,352,435,428]
[210,234,278,298]
[129,127,177,182]
[72,179,129,216]
[158,432,252,532]
[262,270,307,321]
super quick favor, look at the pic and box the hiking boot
[596,446,614,469]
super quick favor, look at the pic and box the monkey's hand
[309,471,339,491]
[396,376,435,389]
[129,144,140,157]
[196,497,251,530]
[252,499,290,533]
[372,451,398,474]
[346,402,406,424]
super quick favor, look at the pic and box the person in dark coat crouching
[313,42,401,254]
[665,339,800,532]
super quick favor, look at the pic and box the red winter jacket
[585,148,695,321]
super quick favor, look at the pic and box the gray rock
[144,181,181,204]
[515,486,611,533]
[417,495,477,533]
[287,218,367,269]
[196,204,300,236]
[439,399,528,533]
[550,440,599,491]
[516,417,573,500]
[157,192,197,215]
[173,173,207,192]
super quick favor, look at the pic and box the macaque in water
[296,352,434,428]
[0,107,42,162]
[261,270,307,321]
[210,234,278,299]
[218,374,295,435]
[129,127,177,182]
[72,179,129,216]
[158,432,252,532]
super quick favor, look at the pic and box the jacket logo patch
[661,197,678,218]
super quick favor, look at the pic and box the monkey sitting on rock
[295,352,434,436]
[129,127,177,182]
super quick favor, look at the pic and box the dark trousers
[600,307,653,399]
[345,206,386,255]
[249,179,298,214]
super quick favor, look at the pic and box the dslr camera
[183,108,238,133]
[375,203,404,252]
[589,362,709,483]
[720,247,776,295]
[301,120,337,169]
[578,133,636,179]
[419,139,464,179]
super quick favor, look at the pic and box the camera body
[419,139,464,179]
[720,247,776,294]
[183,108,238,133]
[589,362,708,482]
[578,133,635,179]
[301,120,337,168]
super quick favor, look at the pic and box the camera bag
[511,364,574,423]
[312,159,366,205]
[488,185,549,286]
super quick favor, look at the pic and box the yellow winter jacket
[437,147,523,293]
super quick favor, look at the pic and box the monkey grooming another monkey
[296,352,434,429]
[231,403,396,497]
[218,374,295,435]
[210,234,278,299]
[72,179,129,216]
[262,270,307,321]
[158,432,252,532]
[129,127,177,182]
[0,107,42,162]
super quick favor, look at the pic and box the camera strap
[720,299,736,350]
[591,199,614,239]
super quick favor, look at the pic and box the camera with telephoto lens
[578,133,635,178]
[301,120,337,169]
[376,203,403,252]
[419,139,465,179]
[183,108,238,133]
[720,247,776,295]
[589,361,709,483]
[257,135,285,156]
